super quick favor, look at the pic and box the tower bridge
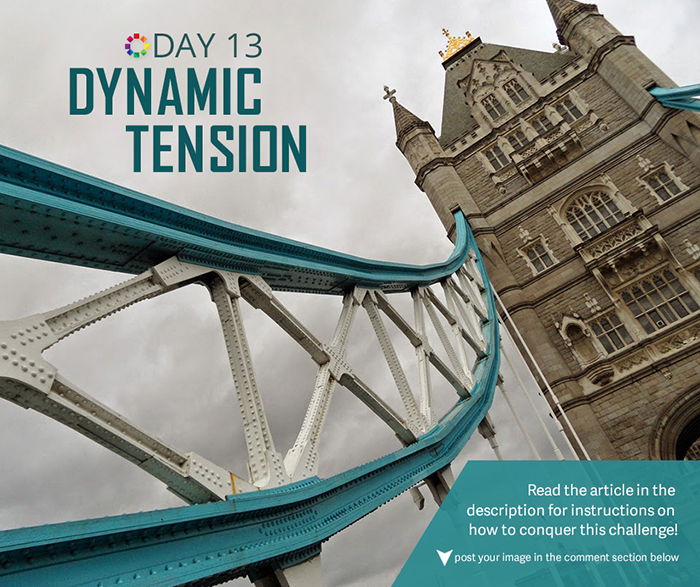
[0,0,699,585]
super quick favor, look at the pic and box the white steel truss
[0,253,574,511]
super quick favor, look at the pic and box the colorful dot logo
[124,33,150,58]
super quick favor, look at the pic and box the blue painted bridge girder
[0,145,500,585]
[650,83,700,113]
[0,144,469,294]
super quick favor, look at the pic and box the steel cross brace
[361,289,426,433]
[284,290,358,480]
[209,276,288,488]
[234,280,418,477]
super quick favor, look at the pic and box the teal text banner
[395,461,700,586]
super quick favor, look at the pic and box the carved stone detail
[577,215,648,263]
[608,320,700,378]
[654,323,700,355]
[614,348,651,374]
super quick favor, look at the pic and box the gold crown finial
[439,29,476,61]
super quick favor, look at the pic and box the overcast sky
[0,1,698,585]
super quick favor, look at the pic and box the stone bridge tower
[388,0,700,459]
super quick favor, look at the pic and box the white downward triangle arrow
[436,549,453,567]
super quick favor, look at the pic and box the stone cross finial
[383,86,396,101]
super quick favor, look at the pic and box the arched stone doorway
[649,386,700,460]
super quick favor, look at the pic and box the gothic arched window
[565,191,626,240]
[647,171,682,201]
[485,145,509,170]
[555,98,583,123]
[504,80,529,105]
[531,114,554,134]
[620,269,699,334]
[482,94,506,120]
[508,130,528,150]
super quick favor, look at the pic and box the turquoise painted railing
[650,83,700,113]
[0,144,469,294]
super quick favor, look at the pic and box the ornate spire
[545,0,598,42]
[383,86,432,144]
[439,29,477,62]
